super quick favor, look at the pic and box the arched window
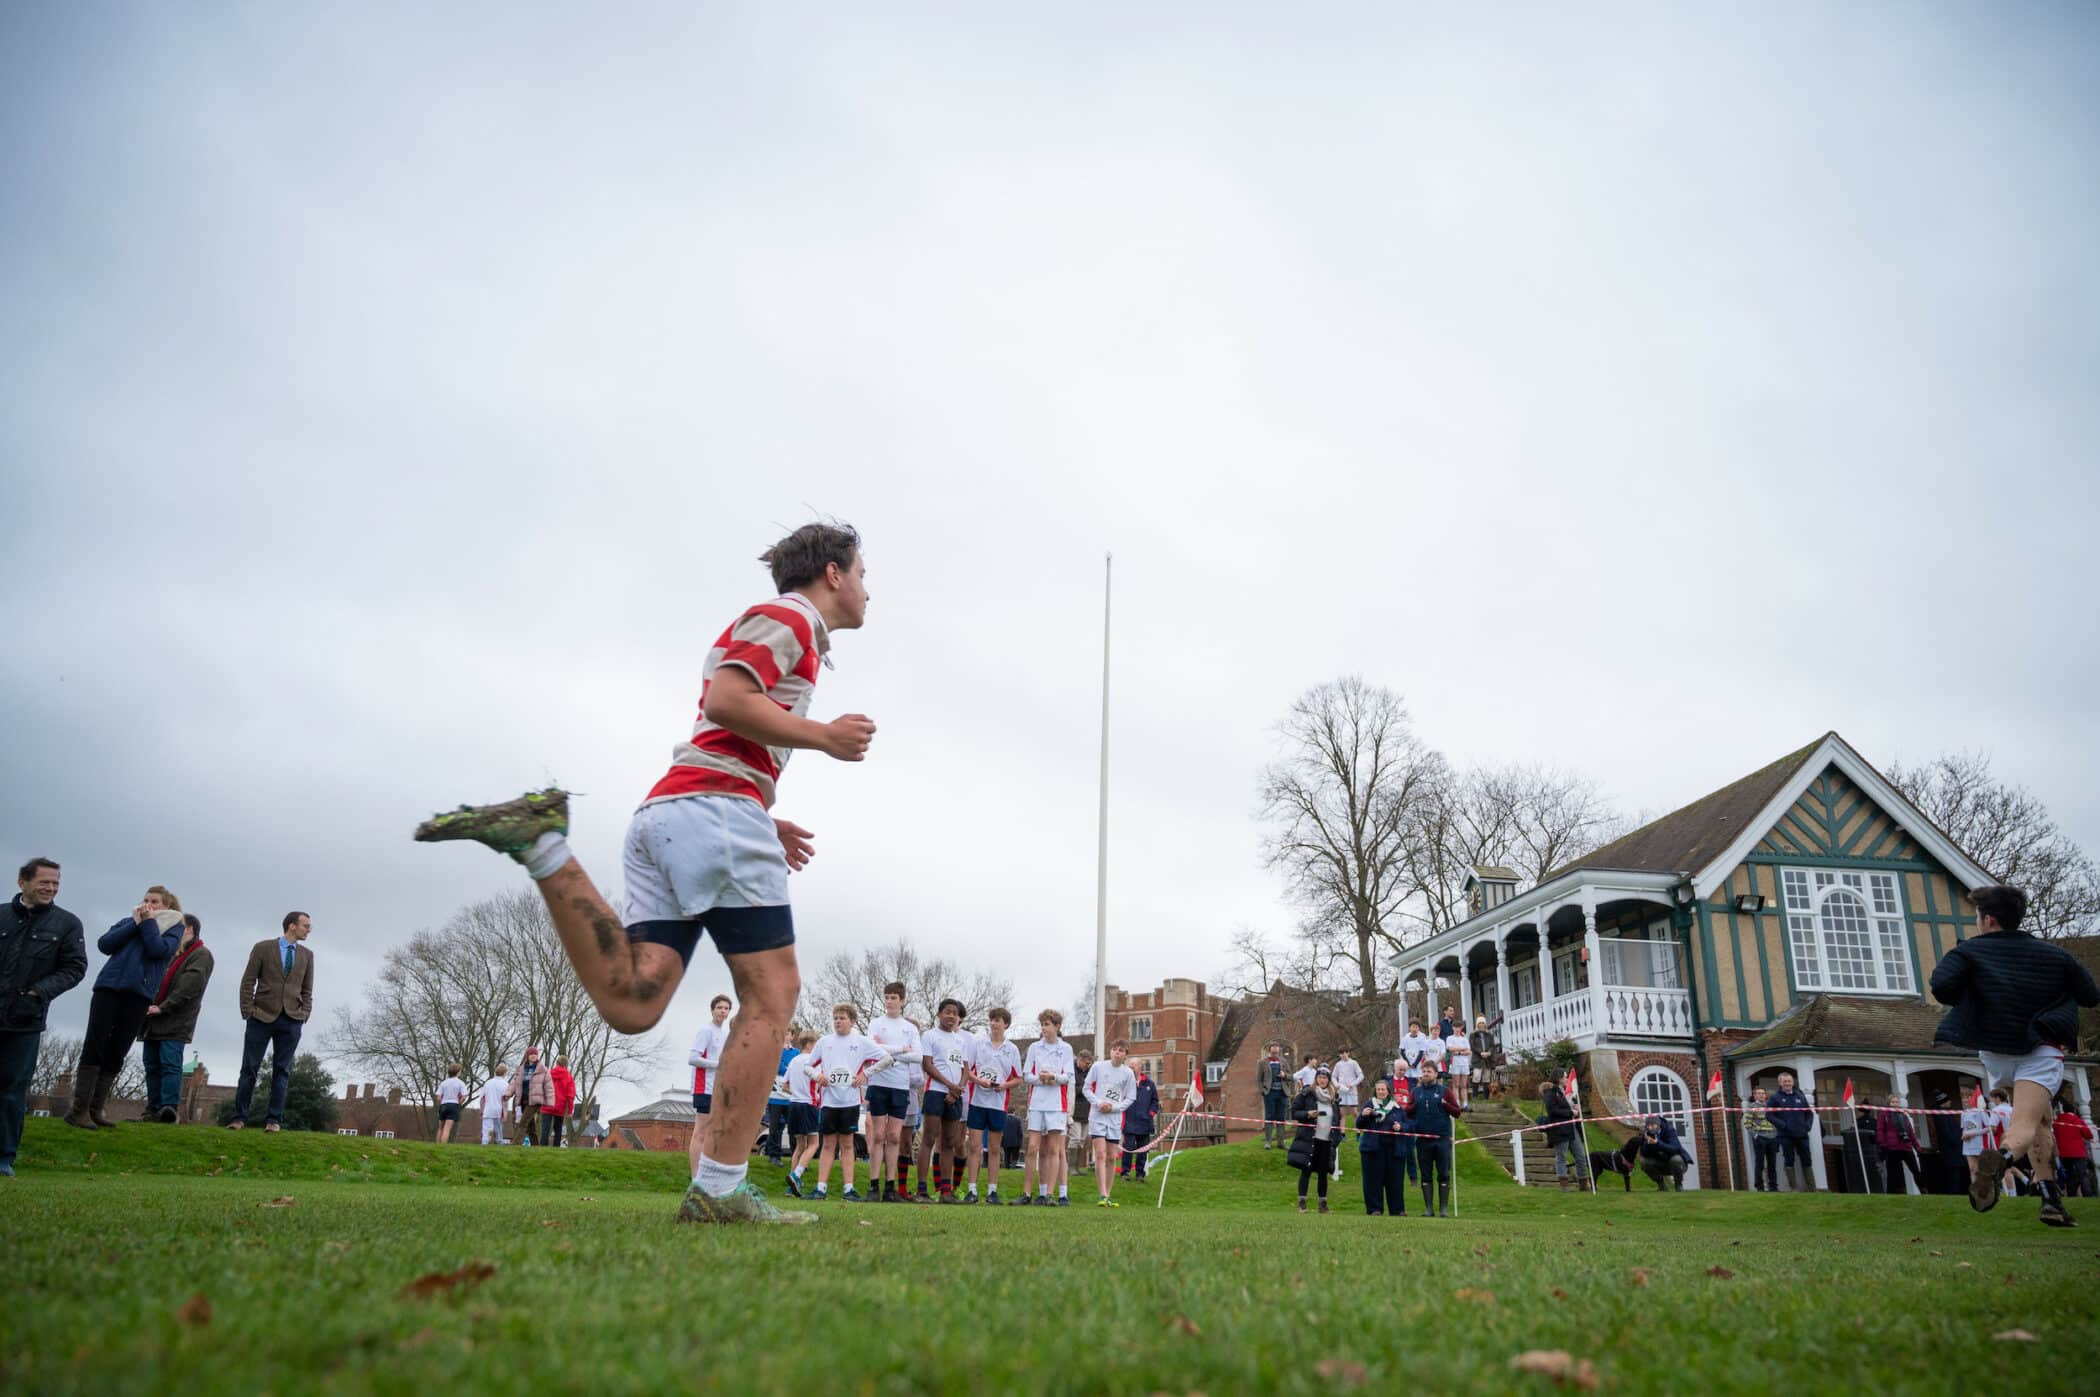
[1780,867,1914,994]
[1629,1066,1695,1164]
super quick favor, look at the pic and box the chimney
[387,1087,401,1106]
[345,1083,358,1102]
[363,1083,376,1100]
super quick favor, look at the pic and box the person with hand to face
[70,884,183,1130]
[141,913,213,1122]
[2,858,86,1174]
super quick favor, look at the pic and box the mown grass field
[3,1119,2095,1396]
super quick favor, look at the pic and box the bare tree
[1888,751,2100,938]
[325,890,663,1134]
[798,938,1016,1034]
[1260,677,1448,997]
[32,1034,84,1097]
[1402,764,1628,935]
[1068,974,1096,1033]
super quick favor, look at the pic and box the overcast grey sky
[5,4,2096,1117]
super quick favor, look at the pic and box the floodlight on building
[1734,893,1767,914]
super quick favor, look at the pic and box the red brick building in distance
[1103,978,1228,1113]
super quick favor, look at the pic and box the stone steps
[1465,1104,1560,1185]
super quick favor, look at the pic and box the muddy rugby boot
[675,1180,817,1226]
[414,788,569,858]
[1969,1149,2007,1213]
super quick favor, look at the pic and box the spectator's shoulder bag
[1285,1136,1315,1171]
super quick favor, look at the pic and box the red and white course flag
[1187,1064,1205,1110]
[1969,1083,1985,1110]
[1562,1067,1579,1104]
[1706,1069,1723,1101]
[1842,1077,1856,1107]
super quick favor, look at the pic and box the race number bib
[829,1069,851,1087]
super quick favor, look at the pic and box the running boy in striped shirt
[414,523,875,1226]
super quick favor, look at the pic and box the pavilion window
[1781,867,1913,995]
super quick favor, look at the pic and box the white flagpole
[1093,553,1112,1051]
[1153,1110,1189,1209]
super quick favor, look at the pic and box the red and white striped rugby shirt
[644,592,832,810]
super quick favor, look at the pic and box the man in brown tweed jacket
[226,911,315,1132]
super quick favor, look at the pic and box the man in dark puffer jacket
[1931,884,2100,1227]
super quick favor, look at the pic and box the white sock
[1058,1186,1068,1198]
[518,831,575,880]
[695,1156,748,1199]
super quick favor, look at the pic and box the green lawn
[3,1121,2095,1396]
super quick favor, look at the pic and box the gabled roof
[1543,737,1826,884]
[1544,732,1994,899]
[1205,1000,1253,1065]
[612,1090,697,1124]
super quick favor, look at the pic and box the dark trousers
[0,1029,39,1168]
[1263,1091,1287,1144]
[1120,1131,1152,1178]
[1643,1154,1687,1189]
[1751,1136,1779,1190]
[80,988,149,1075]
[143,1040,185,1115]
[1414,1136,1451,1185]
[1360,1148,1409,1214]
[1297,1138,1334,1199]
[762,1102,790,1158]
[1883,1148,1925,1194]
[233,1014,302,1125]
[2061,1157,2095,1198]
[539,1113,565,1148]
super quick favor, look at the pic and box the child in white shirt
[964,1008,1022,1203]
[807,1004,894,1201]
[436,1064,469,1145]
[782,1032,822,1196]
[1083,1043,1139,1206]
[1021,1009,1076,1205]
[478,1067,513,1145]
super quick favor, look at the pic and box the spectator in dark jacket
[1766,1071,1815,1192]
[2,858,88,1176]
[1873,1095,1925,1194]
[1258,1044,1291,1148]
[68,885,182,1130]
[1542,1081,1584,1190]
[1636,1116,1687,1189]
[1411,1068,1462,1218]
[1743,1087,1779,1191]
[141,914,214,1123]
[1289,1068,1339,1213]
[1355,1077,1409,1216]
[1118,1072,1160,1180]
[1928,1092,1965,1195]
[1930,884,2100,1226]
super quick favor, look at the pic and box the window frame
[1129,1015,1152,1043]
[1780,865,1915,996]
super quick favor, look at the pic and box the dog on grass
[1589,1147,1636,1191]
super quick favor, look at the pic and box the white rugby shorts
[622,794,788,923]
[1978,1045,2065,1096]
[1027,1108,1068,1134]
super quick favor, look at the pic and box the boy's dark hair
[17,856,58,881]
[762,522,860,593]
[1972,884,2028,933]
[937,997,965,1017]
[988,1007,1011,1025]
[711,993,732,1010]
[281,910,305,931]
[883,981,906,999]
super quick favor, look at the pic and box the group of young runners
[748,995,1140,1207]
[414,519,2099,1231]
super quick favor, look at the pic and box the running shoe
[675,1180,817,1226]
[1011,1195,1034,1206]
[1969,1150,2006,1213]
[843,1188,864,1203]
[413,788,569,856]
[783,1174,803,1199]
[1056,1196,1070,1207]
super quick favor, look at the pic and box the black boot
[64,1066,100,1130]
[2039,1180,2078,1228]
[1438,1181,1451,1218]
[1421,1183,1433,1216]
[87,1069,118,1128]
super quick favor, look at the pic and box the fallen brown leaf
[1630,1268,1650,1287]
[174,1294,212,1328]
[1955,1262,1972,1270]
[1509,1350,1599,1390]
[1455,1288,1496,1304]
[261,1196,296,1208]
[1993,1329,2037,1342]
[1906,1236,1921,1244]
[1705,1266,1735,1279]
[1551,1288,1568,1302]
[398,1262,497,1300]
[1168,1314,1201,1337]
[1929,1250,1943,1257]
[1314,1359,1367,1387]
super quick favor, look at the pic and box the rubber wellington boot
[88,1069,120,1128]
[1421,1184,1434,1216]
[64,1067,100,1130]
[1437,1181,1452,1218]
